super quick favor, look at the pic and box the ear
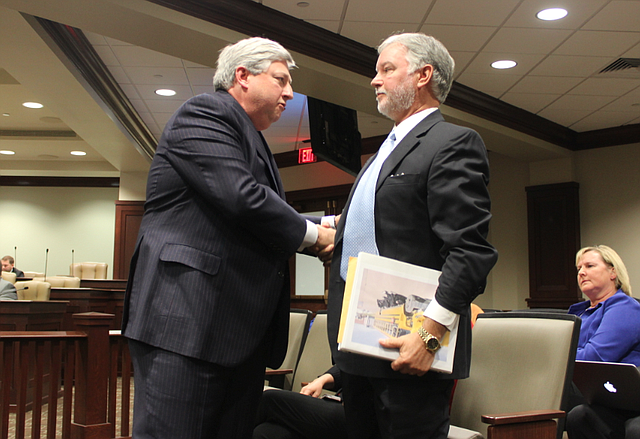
[416,64,434,90]
[234,66,251,89]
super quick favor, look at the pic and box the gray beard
[377,82,416,120]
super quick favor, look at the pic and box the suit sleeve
[160,95,307,256]
[428,127,498,313]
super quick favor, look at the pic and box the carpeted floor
[7,379,134,439]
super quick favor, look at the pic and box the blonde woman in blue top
[566,245,640,439]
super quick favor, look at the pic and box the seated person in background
[2,256,24,278]
[253,365,346,439]
[566,245,640,439]
[0,278,17,300]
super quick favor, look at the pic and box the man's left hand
[379,333,435,376]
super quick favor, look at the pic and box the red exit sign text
[298,147,317,164]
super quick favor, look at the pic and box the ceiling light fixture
[155,89,177,97]
[491,60,517,69]
[2,113,9,117]
[22,102,43,109]
[0,150,16,155]
[70,150,87,156]
[297,2,310,7]
[536,8,568,21]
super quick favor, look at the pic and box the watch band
[417,326,441,352]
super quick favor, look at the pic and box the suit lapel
[257,132,285,198]
[376,110,443,191]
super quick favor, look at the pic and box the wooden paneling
[113,201,144,280]
[526,183,581,309]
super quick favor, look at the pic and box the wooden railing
[0,312,133,439]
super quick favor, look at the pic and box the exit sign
[298,147,317,164]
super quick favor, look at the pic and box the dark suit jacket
[328,109,498,381]
[123,90,307,369]
[11,268,24,278]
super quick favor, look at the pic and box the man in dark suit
[327,33,498,438]
[1,256,24,278]
[122,37,334,439]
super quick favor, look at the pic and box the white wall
[575,143,640,297]
[0,186,118,278]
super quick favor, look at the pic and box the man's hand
[378,318,446,376]
[299,373,335,397]
[308,224,335,265]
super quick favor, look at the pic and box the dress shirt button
[277,271,285,278]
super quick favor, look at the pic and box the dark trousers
[341,371,454,439]
[566,404,640,439]
[129,339,268,439]
[253,389,347,439]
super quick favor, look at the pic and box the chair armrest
[482,409,565,425]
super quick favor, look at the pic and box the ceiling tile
[262,0,346,21]
[92,45,119,67]
[142,98,184,114]
[483,27,572,54]
[568,77,640,96]
[419,24,497,52]
[554,30,640,57]
[508,75,583,95]
[455,73,523,96]
[340,21,418,47]
[570,111,638,131]
[537,107,593,126]
[122,67,189,86]
[544,93,616,111]
[305,20,341,34]
[583,1,640,32]
[425,0,521,26]
[185,68,216,87]
[528,55,613,77]
[501,92,562,114]
[345,0,431,23]
[110,45,184,67]
[504,0,609,29]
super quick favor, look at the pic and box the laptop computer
[573,360,640,411]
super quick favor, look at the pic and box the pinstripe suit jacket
[122,91,307,368]
[328,110,498,381]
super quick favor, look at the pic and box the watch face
[427,337,440,350]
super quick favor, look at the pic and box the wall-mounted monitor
[307,96,362,176]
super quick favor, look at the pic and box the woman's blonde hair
[576,245,632,295]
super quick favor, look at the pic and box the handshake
[307,214,340,265]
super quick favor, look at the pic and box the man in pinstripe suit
[122,37,334,439]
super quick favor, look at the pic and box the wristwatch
[417,327,441,352]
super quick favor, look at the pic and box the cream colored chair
[1,271,17,284]
[15,280,52,301]
[33,276,81,288]
[448,312,580,439]
[22,271,45,278]
[265,309,312,390]
[70,262,108,279]
[290,311,333,393]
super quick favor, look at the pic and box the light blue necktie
[340,131,397,280]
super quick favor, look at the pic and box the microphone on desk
[44,248,49,281]
[71,249,75,275]
[14,246,17,265]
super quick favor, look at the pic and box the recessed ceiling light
[70,150,87,156]
[0,150,16,155]
[22,102,44,109]
[155,89,177,97]
[491,60,517,69]
[2,113,9,117]
[297,2,310,7]
[536,8,568,21]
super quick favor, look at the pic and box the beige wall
[0,186,118,278]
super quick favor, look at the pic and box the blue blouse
[568,291,640,366]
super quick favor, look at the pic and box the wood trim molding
[0,176,119,187]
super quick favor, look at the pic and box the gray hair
[378,33,455,104]
[213,37,296,91]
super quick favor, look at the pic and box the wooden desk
[0,301,68,331]
[79,279,127,290]
[49,288,125,330]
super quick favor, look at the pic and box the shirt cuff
[321,215,337,229]
[298,220,318,251]
[424,297,459,332]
